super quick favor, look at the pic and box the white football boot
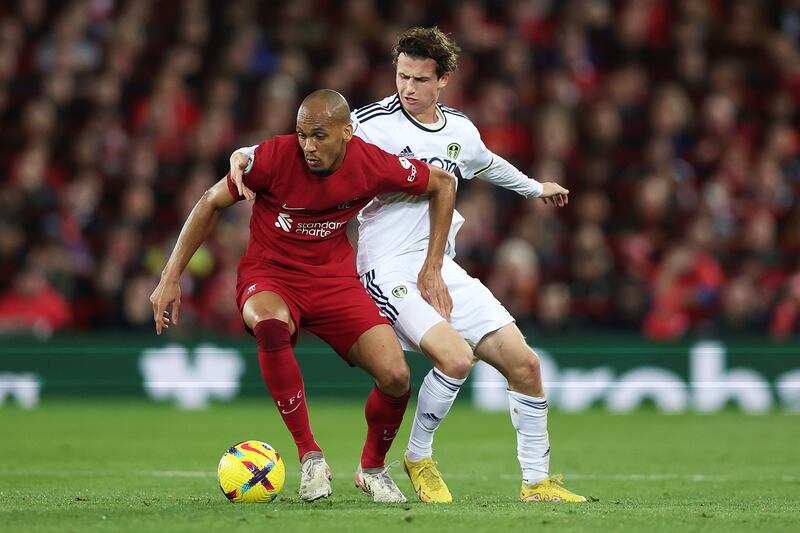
[299,453,332,502]
[354,462,407,503]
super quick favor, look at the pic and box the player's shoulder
[438,102,470,120]
[349,135,388,158]
[269,134,299,149]
[353,94,402,124]
[438,103,482,139]
[349,136,406,171]
[253,134,300,172]
[262,134,302,159]
[438,103,477,129]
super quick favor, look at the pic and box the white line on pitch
[446,473,798,482]
[136,470,797,482]
[137,470,215,478]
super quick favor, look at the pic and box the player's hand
[417,261,453,321]
[230,152,255,201]
[149,277,181,335]
[539,182,569,207]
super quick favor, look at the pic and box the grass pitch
[1,400,798,532]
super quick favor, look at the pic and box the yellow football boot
[403,453,453,503]
[520,475,587,502]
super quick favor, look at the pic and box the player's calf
[348,326,412,475]
[405,323,471,486]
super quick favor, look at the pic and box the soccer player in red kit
[149,89,457,503]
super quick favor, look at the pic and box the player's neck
[406,104,439,124]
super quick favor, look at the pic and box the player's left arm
[476,154,569,207]
[418,165,458,320]
[368,143,456,319]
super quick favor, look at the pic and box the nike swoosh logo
[280,405,301,414]
[281,204,305,211]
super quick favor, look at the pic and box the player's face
[296,113,353,176]
[395,53,451,120]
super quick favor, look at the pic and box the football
[217,440,285,503]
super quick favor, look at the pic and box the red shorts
[236,257,390,360]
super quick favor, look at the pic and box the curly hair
[392,26,460,78]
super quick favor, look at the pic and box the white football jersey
[352,94,493,275]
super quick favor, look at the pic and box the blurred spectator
[536,282,572,332]
[718,276,764,331]
[0,268,71,338]
[570,224,614,322]
[643,242,726,340]
[488,237,539,323]
[770,272,800,339]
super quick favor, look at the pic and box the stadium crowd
[1,0,799,340]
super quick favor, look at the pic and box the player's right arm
[149,178,238,335]
[230,146,257,201]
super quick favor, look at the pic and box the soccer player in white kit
[231,27,585,504]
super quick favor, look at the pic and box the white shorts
[360,252,514,352]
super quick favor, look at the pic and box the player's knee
[376,362,410,396]
[437,346,473,380]
[253,319,291,352]
[427,336,473,379]
[251,308,291,326]
[508,350,541,387]
[246,305,294,336]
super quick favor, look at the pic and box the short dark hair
[392,26,460,78]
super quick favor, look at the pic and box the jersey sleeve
[364,143,430,196]
[350,110,363,137]
[225,139,274,199]
[460,122,494,179]
[232,145,257,174]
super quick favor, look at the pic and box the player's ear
[437,72,451,90]
[342,121,353,142]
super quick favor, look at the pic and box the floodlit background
[0,0,798,411]
[1,2,799,531]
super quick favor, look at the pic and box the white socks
[508,389,550,485]
[406,369,551,486]
[406,368,465,461]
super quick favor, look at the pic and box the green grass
[1,400,799,532]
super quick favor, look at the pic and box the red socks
[254,319,321,461]
[255,319,409,468]
[360,384,411,469]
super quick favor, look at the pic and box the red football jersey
[227,135,430,277]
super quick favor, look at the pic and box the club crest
[447,143,461,160]
[392,285,408,298]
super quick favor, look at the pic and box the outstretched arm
[149,177,238,334]
[477,154,569,207]
[418,165,458,320]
